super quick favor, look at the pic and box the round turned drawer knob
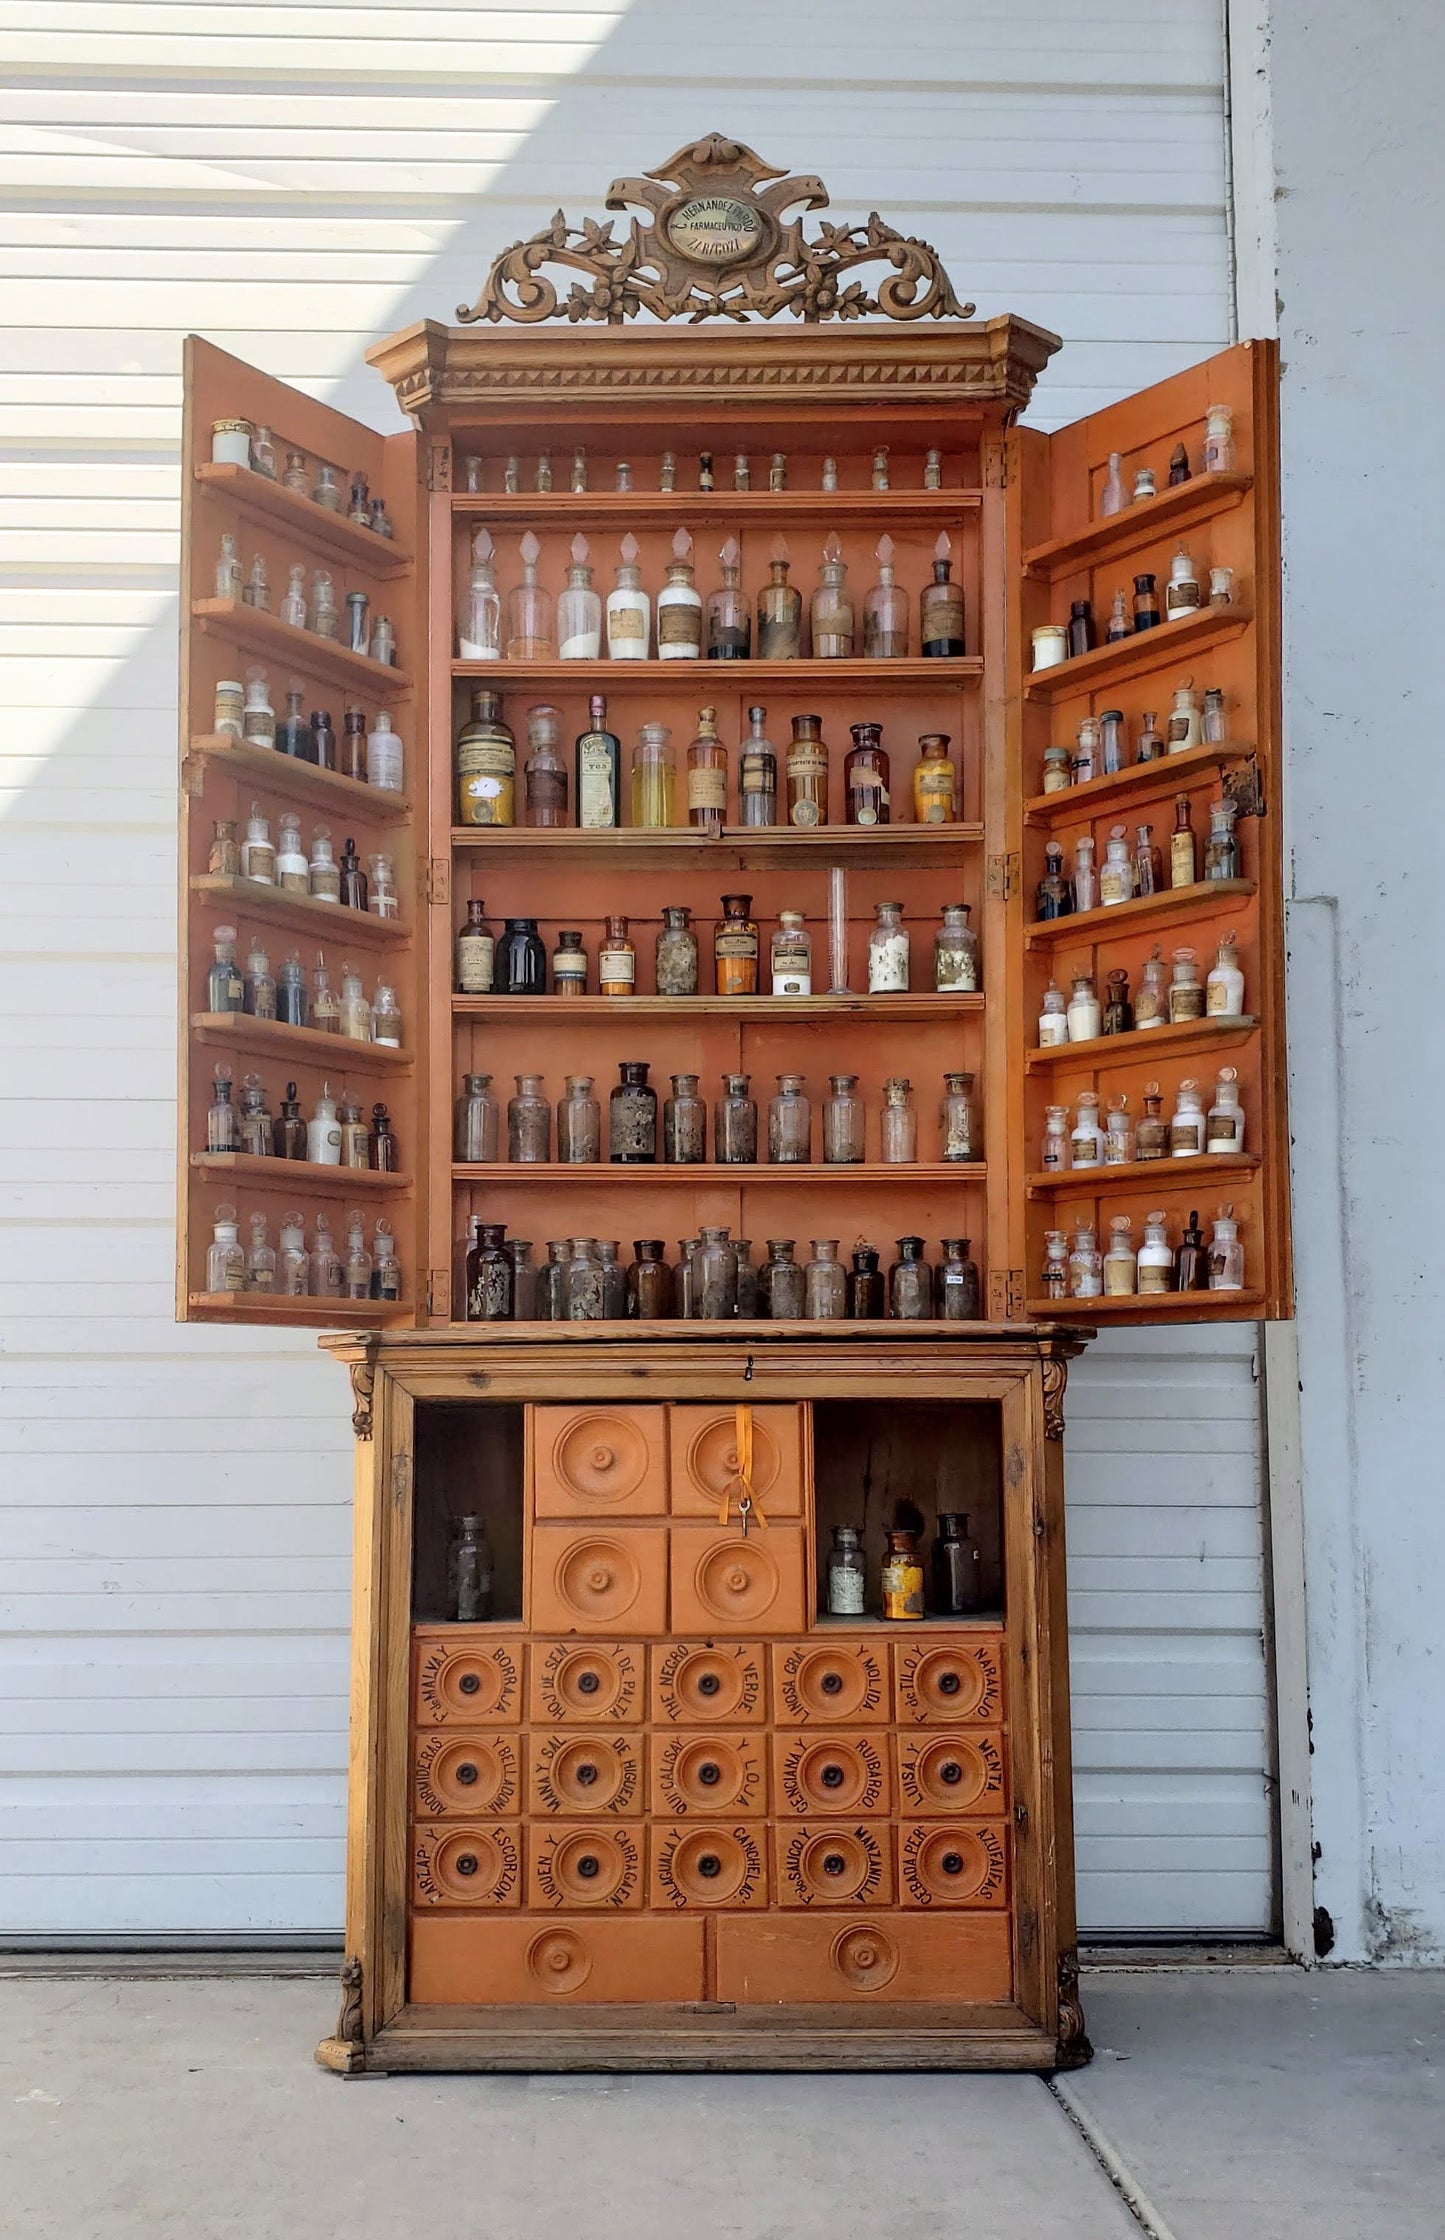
[941,1851,964,1876]
[823,1853,847,1877]
[939,1761,963,1786]
[589,1445,615,1471]
[458,1672,481,1696]
[456,1853,478,1877]
[577,1670,601,1696]
[585,1564,614,1593]
[697,1854,721,1879]
[577,1854,601,1880]
[821,1672,844,1697]
[853,1942,880,1971]
[697,1672,721,1698]
[820,1764,844,1789]
[938,1671,962,1697]
[698,1762,721,1786]
[575,1762,598,1787]
[456,1762,479,1786]
[546,1947,572,1973]
[724,1566,749,1595]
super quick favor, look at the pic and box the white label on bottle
[578,737,616,827]
[599,949,635,985]
[772,972,812,996]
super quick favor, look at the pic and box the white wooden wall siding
[0,0,1269,1939]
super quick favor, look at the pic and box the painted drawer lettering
[531,1824,642,1910]
[412,1823,521,1908]
[652,1642,764,1724]
[780,1824,891,1908]
[774,1642,886,1724]
[652,1823,766,1910]
[776,1732,888,1816]
[897,1731,1006,1816]
[900,1822,1009,1907]
[530,1641,642,1724]
[415,1638,521,1726]
[413,1732,520,1819]
[894,1638,1004,1725]
[529,1731,641,1816]
[651,1731,764,1817]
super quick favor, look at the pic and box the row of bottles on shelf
[1040,684,1229,792]
[210,419,395,538]
[827,1511,984,1621]
[205,928,403,1042]
[214,537,399,664]
[1032,551,1235,673]
[204,1203,402,1300]
[1044,1208,1245,1300]
[1040,1071,1244,1171]
[1038,939,1245,1044]
[458,531,966,665]
[457,444,949,497]
[455,894,977,999]
[461,1224,981,1324]
[455,1067,979,1168]
[1035,797,1240,918]
[212,674,404,790]
[208,813,400,915]
[457,694,964,831]
[206,1067,399,1169]
[1095,406,1235,517]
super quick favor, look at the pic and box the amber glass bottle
[714,894,760,996]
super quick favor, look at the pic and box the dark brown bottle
[1102,968,1134,1035]
[340,705,367,782]
[628,1239,673,1319]
[1067,599,1096,658]
[931,1512,981,1615]
[311,709,336,771]
[466,1221,512,1321]
[1174,1210,1210,1290]
[339,836,368,911]
[273,1080,307,1160]
[847,1245,885,1318]
[1035,840,1073,921]
[1132,574,1161,631]
[369,1101,399,1172]
[1168,442,1191,486]
[844,723,890,827]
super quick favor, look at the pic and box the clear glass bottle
[805,1239,846,1321]
[715,1074,758,1165]
[556,1074,600,1164]
[337,1092,369,1171]
[1136,1082,1169,1161]
[785,714,829,828]
[673,1237,698,1319]
[1037,981,1068,1046]
[522,703,568,828]
[279,563,307,631]
[1096,708,1125,777]
[242,936,276,1019]
[811,535,854,658]
[338,965,370,1042]
[369,616,396,669]
[551,928,588,997]
[216,532,243,600]
[344,589,371,658]
[630,721,675,828]
[1136,709,1165,762]
[935,1244,981,1324]
[655,905,698,996]
[628,1240,673,1320]
[311,709,336,774]
[557,533,602,660]
[757,535,802,659]
[1100,824,1134,906]
[506,531,552,659]
[657,529,702,659]
[768,1074,811,1164]
[1041,1104,1069,1171]
[1072,717,1100,786]
[1133,466,1157,504]
[310,1212,344,1299]
[913,733,958,825]
[310,954,340,1034]
[308,570,339,641]
[1135,948,1168,1029]
[535,449,552,494]
[1203,685,1229,741]
[1208,1204,1245,1290]
[1207,1066,1246,1152]
[598,913,635,997]
[880,1077,917,1165]
[455,689,516,827]
[686,705,728,834]
[1067,970,1102,1042]
[240,802,274,884]
[1204,404,1235,474]
[696,1227,738,1320]
[1072,834,1098,912]
[714,893,759,997]
[845,722,890,826]
[821,457,839,492]
[610,1061,657,1164]
[923,448,942,491]
[277,1211,309,1298]
[1106,588,1131,643]
[1105,957,1135,1028]
[662,1074,706,1165]
[243,552,270,612]
[1168,683,1203,753]
[276,952,307,1028]
[1166,542,1202,619]
[465,1221,511,1322]
[1205,798,1240,880]
[1099,450,1126,517]
[1103,1216,1137,1296]
[309,462,341,513]
[738,704,777,828]
[1105,1094,1135,1165]
[448,1516,494,1621]
[240,668,274,750]
[1138,1210,1174,1295]
[206,1063,238,1152]
[733,1238,760,1318]
[889,1237,932,1320]
[602,1239,629,1321]
[575,693,620,829]
[1208,568,1235,611]
[864,534,908,657]
[933,903,979,993]
[1041,1229,1069,1301]
[1069,1223,1103,1299]
[565,1237,604,1322]
[508,1073,550,1162]
[940,1071,980,1162]
[368,852,399,922]
[761,1239,805,1321]
[827,1525,867,1616]
[455,899,494,994]
[570,446,587,494]
[613,460,631,494]
[920,533,965,656]
[822,1073,864,1165]
[1207,931,1246,1017]
[541,1239,569,1319]
[868,901,909,993]
[457,529,502,655]
[606,534,650,659]
[1170,1077,1206,1156]
[1169,946,1206,1023]
[770,910,812,995]
[454,1072,499,1163]
[278,449,308,497]
[243,1211,276,1294]
[363,710,401,794]
[734,453,751,492]
[238,1073,273,1159]
[707,536,750,659]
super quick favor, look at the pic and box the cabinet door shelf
[449,823,983,870]
[194,462,414,577]
[1025,1151,1259,1197]
[1022,605,1250,702]
[191,874,412,948]
[452,1161,986,1185]
[1024,878,1255,949]
[192,598,413,697]
[1024,1016,1257,1072]
[452,992,984,1021]
[452,657,981,689]
[1023,741,1246,825]
[1022,471,1251,579]
[451,490,985,530]
[187,1290,404,1324]
[186,735,412,822]
[1026,1289,1263,1319]
[192,1151,413,1192]
[191,1012,413,1070]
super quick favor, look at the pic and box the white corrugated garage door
[0,0,1275,1941]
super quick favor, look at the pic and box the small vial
[570,446,587,493]
[659,452,676,492]
[733,452,751,491]
[769,452,787,492]
[821,457,838,492]
[534,448,552,494]
[923,448,942,490]
[615,459,633,493]
[871,446,889,491]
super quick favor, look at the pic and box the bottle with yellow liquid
[630,721,675,829]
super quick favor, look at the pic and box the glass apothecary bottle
[456,526,500,659]
[738,705,777,827]
[932,1512,981,1610]
[607,533,650,659]
[557,1075,601,1164]
[245,1212,277,1294]
[671,1239,696,1319]
[1072,718,1099,785]
[662,1074,706,1165]
[827,1525,867,1616]
[509,1240,539,1320]
[337,965,369,1043]
[1035,842,1073,921]
[557,534,601,660]
[1205,798,1240,880]
[940,1071,980,1162]
[657,529,702,659]
[279,564,307,631]
[686,705,728,834]
[1207,1066,1246,1152]
[1106,590,1131,643]
[756,535,802,659]
[455,898,494,994]
[934,903,978,991]
[565,1238,604,1322]
[1041,743,1071,794]
[707,536,750,659]
[889,1237,932,1319]
[864,535,908,657]
[880,1077,917,1165]
[454,1072,499,1163]
[506,531,553,659]
[920,532,965,656]
[311,711,336,774]
[1069,1224,1103,1299]
[628,1241,673,1320]
[630,721,675,828]
[368,853,399,921]
[847,1246,885,1320]
[590,912,631,997]
[714,893,759,997]
[241,668,274,749]
[466,1223,511,1322]
[240,802,275,885]
[1104,1217,1137,1296]
[337,1093,369,1170]
[575,694,620,829]
[1068,971,1102,1042]
[609,1061,657,1164]
[310,1213,343,1299]
[1166,542,1201,619]
[882,1528,925,1620]
[307,1082,342,1165]
[1137,709,1165,761]
[655,905,698,996]
[1041,1229,1069,1301]
[780,713,830,828]
[206,1064,238,1152]
[242,937,276,1017]
[1207,931,1246,1016]
[1204,404,1235,473]
[715,1074,758,1165]
[276,953,306,1028]
[600,1240,628,1322]
[1170,796,1198,888]
[822,1073,864,1165]
[936,1241,981,1322]
[216,532,243,600]
[1099,451,1126,517]
[369,980,402,1047]
[308,571,338,640]
[508,1073,550,1162]
[1170,1077,1205,1156]
[734,1238,760,1318]
[278,1212,309,1298]
[241,1073,274,1158]
[810,534,853,658]
[768,1074,811,1164]
[523,703,568,828]
[540,1240,569,1320]
[310,955,340,1034]
[1135,948,1168,1028]
[770,911,811,995]
[1041,1104,1069,1171]
[1168,683,1203,753]
[551,928,587,997]
[912,733,958,825]
[1070,1092,1104,1169]
[1072,835,1098,912]
[868,901,909,993]
[1105,1094,1135,1164]
[1169,946,1206,1023]
[1138,1210,1174,1294]
[840,721,889,826]
[805,1240,846,1321]
[1208,1205,1245,1291]
[761,1239,805,1320]
[496,916,545,996]
[455,689,515,827]
[1136,1082,1169,1161]
[1100,824,1134,906]
[696,1227,738,1320]
[1133,571,1161,629]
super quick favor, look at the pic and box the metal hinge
[426,856,451,907]
[985,448,1009,490]
[1222,755,1266,820]
[426,443,452,492]
[427,1267,451,1319]
[987,851,1020,901]
[988,1269,1026,1319]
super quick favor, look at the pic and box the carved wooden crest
[458,134,972,327]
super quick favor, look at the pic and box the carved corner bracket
[349,1350,378,1441]
[314,1956,368,2077]
[1041,1354,1068,1442]
[1055,1948,1093,2068]
[457,133,972,328]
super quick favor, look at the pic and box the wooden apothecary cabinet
[174,143,1288,2072]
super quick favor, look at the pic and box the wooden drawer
[777,1823,893,1908]
[714,1912,1013,2005]
[668,1404,803,1518]
[412,1731,521,1819]
[893,1635,1005,1725]
[532,1405,667,1518]
[648,1730,766,1818]
[650,1822,768,1910]
[896,1730,1006,1817]
[773,1730,890,1816]
[668,1525,807,1635]
[528,1821,645,1910]
[650,1641,766,1725]
[528,1639,644,1725]
[412,1822,522,1908]
[899,1822,1009,1908]
[412,1633,523,1727]
[527,1729,643,1816]
[772,1639,889,1725]
[530,1525,668,1634]
[409,1913,706,2006]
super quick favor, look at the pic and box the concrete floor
[0,1966,1439,2240]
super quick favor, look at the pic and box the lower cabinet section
[409,1913,707,2005]
[714,1913,1014,2005]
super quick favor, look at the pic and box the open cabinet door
[1007,341,1289,1323]
[178,337,427,1325]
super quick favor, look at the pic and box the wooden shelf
[191,598,413,698]
[1022,472,1252,580]
[190,875,412,948]
[1028,1289,1263,1320]
[452,992,984,1021]
[191,1013,413,1070]
[811,1610,1004,1630]
[452,656,980,689]
[451,490,984,530]
[186,735,412,822]
[1025,878,1255,949]
[1024,740,1246,825]
[192,1152,413,1192]
[449,823,983,870]
[452,1162,986,1186]
[194,462,414,577]
[187,1290,405,1325]
[1022,604,1251,702]
[1025,1152,1259,1197]
[1024,1016,1257,1072]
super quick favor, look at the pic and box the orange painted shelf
[1024,1016,1257,1072]
[186,735,412,822]
[191,874,412,948]
[451,490,984,530]
[194,461,414,577]
[1024,878,1255,950]
[1022,604,1251,703]
[192,1152,413,1193]
[1025,1152,1259,1198]
[449,823,983,870]
[191,598,413,698]
[1021,471,1252,579]
[1028,1289,1263,1319]
[452,1162,986,1185]
[1023,740,1246,826]
[452,992,984,1021]
[186,1291,404,1324]
[452,656,980,689]
[190,1013,413,1070]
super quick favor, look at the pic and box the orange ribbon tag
[719,1402,766,1529]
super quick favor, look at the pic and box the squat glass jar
[768,1074,811,1164]
[655,905,699,996]
[714,1074,758,1165]
[889,1236,933,1319]
[760,1239,805,1320]
[507,1074,550,1162]
[805,1239,847,1320]
[662,1074,706,1164]
[609,1061,657,1164]
[556,1075,600,1164]
[822,1073,865,1164]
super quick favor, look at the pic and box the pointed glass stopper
[822,532,843,566]
[472,527,494,565]
[570,532,590,566]
[875,533,895,571]
[770,532,790,565]
[719,534,740,570]
[620,531,641,566]
[934,531,952,563]
[671,527,693,565]
[519,529,541,568]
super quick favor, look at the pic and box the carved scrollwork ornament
[349,1353,377,1441]
[458,135,973,328]
[1041,1353,1068,1441]
[1056,1948,1093,2068]
[315,1955,367,2075]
